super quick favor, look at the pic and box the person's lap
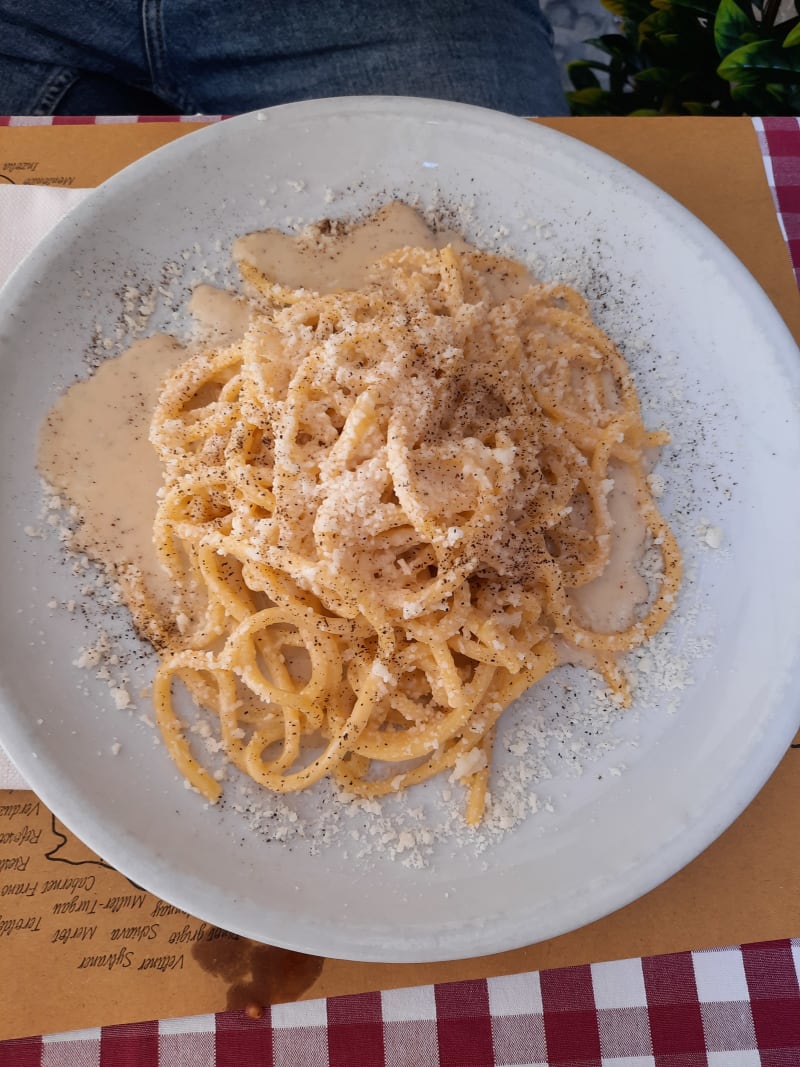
[0,0,567,115]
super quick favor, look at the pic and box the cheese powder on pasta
[141,220,681,824]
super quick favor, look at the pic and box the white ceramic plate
[1,98,800,963]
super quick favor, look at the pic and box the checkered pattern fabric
[753,117,800,288]
[0,115,225,126]
[1,939,799,1065]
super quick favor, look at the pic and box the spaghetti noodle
[144,222,681,824]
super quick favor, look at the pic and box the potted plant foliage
[567,0,800,115]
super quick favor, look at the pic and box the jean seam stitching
[141,0,195,112]
[31,68,79,115]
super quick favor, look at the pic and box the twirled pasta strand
[146,240,681,823]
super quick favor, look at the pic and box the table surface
[0,115,799,1051]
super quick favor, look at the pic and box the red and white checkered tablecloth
[0,114,226,126]
[754,117,800,288]
[1,939,799,1065]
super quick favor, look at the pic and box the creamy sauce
[189,285,251,345]
[234,201,462,293]
[39,335,184,609]
[570,462,649,633]
[38,202,650,653]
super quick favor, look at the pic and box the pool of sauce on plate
[37,201,649,640]
[569,462,649,635]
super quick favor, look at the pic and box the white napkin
[0,185,90,287]
[0,185,91,789]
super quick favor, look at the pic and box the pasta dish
[135,211,681,824]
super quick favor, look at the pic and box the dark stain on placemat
[192,931,324,1012]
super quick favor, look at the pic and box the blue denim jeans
[0,0,567,116]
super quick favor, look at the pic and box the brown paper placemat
[1,116,798,1042]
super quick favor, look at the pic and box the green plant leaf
[567,60,604,90]
[653,0,717,14]
[585,33,642,63]
[566,86,617,116]
[783,20,800,46]
[633,65,674,84]
[638,9,705,53]
[763,80,800,113]
[765,80,790,99]
[567,87,612,107]
[629,108,662,114]
[614,51,640,94]
[713,0,755,59]
[782,82,800,109]
[638,9,673,38]
[718,37,800,81]
[729,75,800,112]
[580,0,745,115]
[600,0,653,20]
